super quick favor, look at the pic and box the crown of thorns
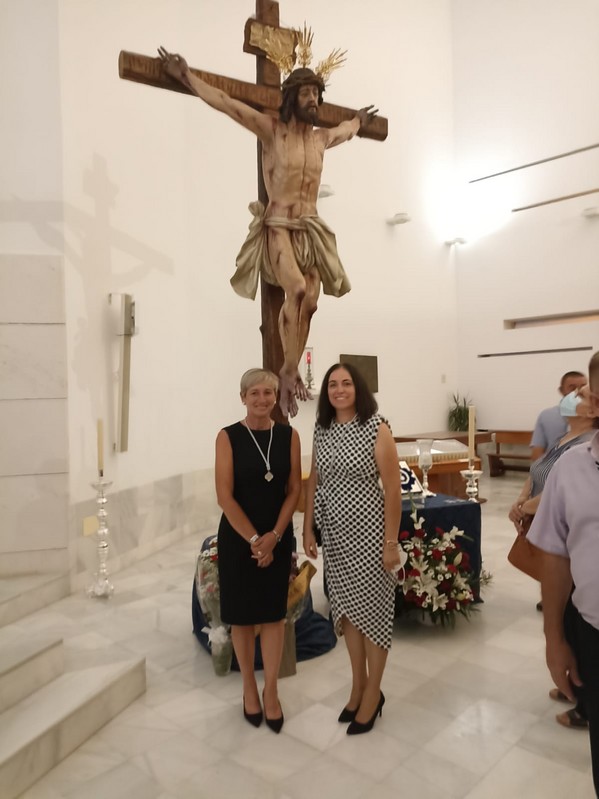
[259,23,347,86]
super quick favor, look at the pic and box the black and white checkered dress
[313,413,396,650]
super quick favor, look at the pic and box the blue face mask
[559,390,582,417]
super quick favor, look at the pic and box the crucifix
[119,0,387,420]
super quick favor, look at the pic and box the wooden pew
[488,430,533,477]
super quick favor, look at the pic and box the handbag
[507,521,542,581]
[287,560,317,616]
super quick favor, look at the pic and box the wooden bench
[488,430,533,477]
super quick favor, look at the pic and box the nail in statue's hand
[157,46,189,81]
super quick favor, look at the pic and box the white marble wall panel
[0,255,64,323]
[0,399,68,477]
[0,324,67,400]
[0,549,69,577]
[0,473,68,554]
[70,467,220,580]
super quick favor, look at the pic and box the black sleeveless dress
[217,421,294,625]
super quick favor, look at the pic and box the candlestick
[97,418,104,476]
[87,478,114,598]
[468,405,476,465]
[304,347,314,391]
[460,468,483,502]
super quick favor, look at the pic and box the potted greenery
[448,393,471,431]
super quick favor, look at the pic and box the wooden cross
[119,0,388,419]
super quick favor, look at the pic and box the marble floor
[5,473,596,799]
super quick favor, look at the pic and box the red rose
[407,569,421,577]
[447,564,457,574]
[399,530,410,541]
[414,529,425,539]
[412,547,422,558]
[447,598,457,610]
[435,527,444,535]
[431,549,443,561]
[439,580,452,593]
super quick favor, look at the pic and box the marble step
[0,657,146,799]
[0,637,64,714]
[0,573,70,628]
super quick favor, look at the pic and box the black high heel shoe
[263,692,284,733]
[346,692,385,735]
[243,697,263,728]
[338,705,359,723]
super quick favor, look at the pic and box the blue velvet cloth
[398,493,482,603]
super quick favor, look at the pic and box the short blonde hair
[589,351,599,394]
[240,368,279,396]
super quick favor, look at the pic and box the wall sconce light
[318,184,335,198]
[445,237,467,246]
[386,212,411,225]
[582,206,599,218]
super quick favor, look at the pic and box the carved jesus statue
[158,47,377,417]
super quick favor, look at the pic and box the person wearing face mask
[509,382,599,683]
[510,383,598,534]
[530,371,586,462]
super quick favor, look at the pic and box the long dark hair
[316,362,378,428]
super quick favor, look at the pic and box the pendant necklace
[243,420,274,481]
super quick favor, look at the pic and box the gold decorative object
[314,48,347,85]
[249,20,346,85]
[249,22,296,76]
[295,23,313,68]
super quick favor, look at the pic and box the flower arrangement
[196,537,233,676]
[396,507,477,627]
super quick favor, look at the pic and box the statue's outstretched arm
[157,46,274,142]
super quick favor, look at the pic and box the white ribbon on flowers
[202,625,230,646]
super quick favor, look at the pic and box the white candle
[468,405,476,464]
[97,418,104,475]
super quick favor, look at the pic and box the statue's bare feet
[294,374,313,402]
[279,372,299,418]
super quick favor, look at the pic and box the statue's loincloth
[231,201,351,300]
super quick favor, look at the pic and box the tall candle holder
[460,463,483,502]
[87,477,114,598]
[417,439,435,497]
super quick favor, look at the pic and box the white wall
[0,2,70,573]
[451,0,599,429]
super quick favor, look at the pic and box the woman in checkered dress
[303,363,402,734]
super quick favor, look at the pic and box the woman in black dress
[215,369,301,732]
